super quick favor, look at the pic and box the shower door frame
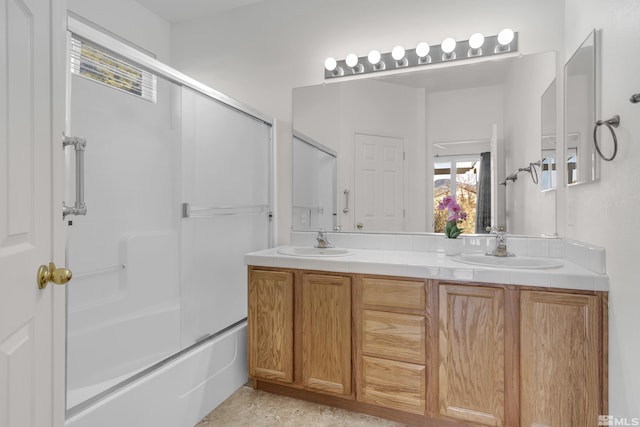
[65,14,276,419]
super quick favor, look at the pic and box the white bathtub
[65,321,248,427]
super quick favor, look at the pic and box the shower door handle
[63,135,88,218]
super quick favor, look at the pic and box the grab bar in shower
[63,135,88,218]
[182,203,270,218]
[74,264,126,279]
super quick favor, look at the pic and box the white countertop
[245,246,609,292]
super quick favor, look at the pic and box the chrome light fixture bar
[324,29,518,79]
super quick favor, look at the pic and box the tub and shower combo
[64,17,273,426]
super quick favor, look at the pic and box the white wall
[561,0,640,416]
[170,0,564,243]
[68,0,171,61]
[427,85,504,147]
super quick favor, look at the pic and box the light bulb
[345,53,359,68]
[498,28,514,46]
[367,50,381,65]
[324,57,337,72]
[469,33,485,49]
[391,46,405,61]
[441,38,457,54]
[416,42,430,57]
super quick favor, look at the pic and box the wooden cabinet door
[301,274,352,396]
[248,270,294,383]
[438,284,505,426]
[520,291,601,427]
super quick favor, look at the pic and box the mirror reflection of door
[354,133,405,231]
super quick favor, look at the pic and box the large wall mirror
[565,30,598,185]
[292,51,556,234]
[541,79,557,191]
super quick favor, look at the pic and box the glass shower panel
[180,88,271,346]
[66,73,183,410]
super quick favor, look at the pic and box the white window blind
[70,36,157,103]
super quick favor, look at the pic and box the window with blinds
[70,36,157,103]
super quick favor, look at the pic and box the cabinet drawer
[360,356,426,415]
[363,310,426,364]
[362,277,425,311]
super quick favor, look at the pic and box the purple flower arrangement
[437,196,467,238]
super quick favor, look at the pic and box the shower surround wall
[64,21,273,426]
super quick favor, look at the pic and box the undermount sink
[277,246,352,257]
[452,254,563,269]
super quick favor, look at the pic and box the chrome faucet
[315,229,335,249]
[487,226,512,257]
[494,231,509,257]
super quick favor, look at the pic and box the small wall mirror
[292,132,337,231]
[541,79,557,191]
[565,30,598,185]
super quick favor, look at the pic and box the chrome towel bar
[593,115,619,161]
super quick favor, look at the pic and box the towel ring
[593,115,619,161]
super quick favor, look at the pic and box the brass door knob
[37,262,72,289]
[356,222,364,230]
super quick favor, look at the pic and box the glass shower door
[180,87,272,346]
[66,71,183,410]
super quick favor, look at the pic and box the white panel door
[0,0,62,426]
[354,133,405,232]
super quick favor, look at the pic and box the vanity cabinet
[301,273,352,396]
[248,268,353,398]
[437,283,507,426]
[248,267,607,427]
[357,277,427,415]
[520,291,604,427]
[248,269,294,383]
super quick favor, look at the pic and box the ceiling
[135,0,264,24]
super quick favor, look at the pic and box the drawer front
[360,356,426,415]
[363,310,425,364]
[362,277,425,311]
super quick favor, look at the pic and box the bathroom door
[0,0,65,426]
[353,133,405,231]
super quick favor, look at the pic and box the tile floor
[196,384,409,426]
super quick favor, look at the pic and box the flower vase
[444,237,462,256]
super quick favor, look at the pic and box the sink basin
[452,254,563,269]
[277,246,352,257]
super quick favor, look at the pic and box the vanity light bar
[324,29,518,79]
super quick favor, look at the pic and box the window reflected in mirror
[434,154,492,234]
